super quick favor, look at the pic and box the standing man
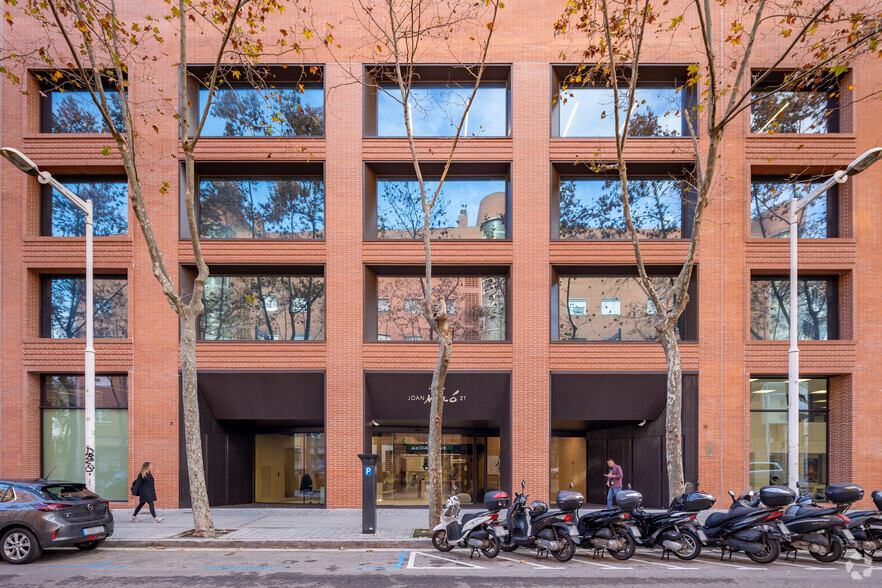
[605,458,623,509]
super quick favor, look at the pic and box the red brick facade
[1,2,881,509]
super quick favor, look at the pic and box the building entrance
[371,433,501,505]
[254,433,326,504]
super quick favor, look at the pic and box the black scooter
[845,490,882,562]
[575,489,642,560]
[498,480,578,562]
[628,483,715,560]
[695,486,792,564]
[775,483,862,562]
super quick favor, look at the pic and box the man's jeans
[606,487,620,509]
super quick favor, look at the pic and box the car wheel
[75,538,106,551]
[1,528,42,564]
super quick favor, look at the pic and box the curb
[106,538,429,549]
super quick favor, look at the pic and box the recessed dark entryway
[550,372,698,508]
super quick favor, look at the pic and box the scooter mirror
[569,482,574,490]
[728,490,736,498]
[521,480,526,490]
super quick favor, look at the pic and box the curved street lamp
[1,147,97,492]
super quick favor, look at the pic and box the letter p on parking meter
[358,454,380,534]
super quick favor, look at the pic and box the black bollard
[358,453,380,534]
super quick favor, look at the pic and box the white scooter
[431,487,509,558]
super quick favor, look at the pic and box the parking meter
[358,454,380,534]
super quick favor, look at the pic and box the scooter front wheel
[432,529,454,552]
[481,531,501,558]
[500,535,518,552]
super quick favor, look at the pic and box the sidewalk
[107,505,703,549]
[107,508,431,549]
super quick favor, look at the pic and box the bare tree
[342,0,501,525]
[556,0,882,499]
[6,0,315,537]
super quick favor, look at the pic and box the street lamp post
[1,147,97,492]
[787,147,882,494]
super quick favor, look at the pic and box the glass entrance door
[254,433,325,504]
[372,433,498,505]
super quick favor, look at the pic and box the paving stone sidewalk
[107,505,700,549]
[107,508,431,548]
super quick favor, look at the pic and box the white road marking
[495,555,565,570]
[694,557,766,571]
[628,555,697,570]
[406,550,486,569]
[572,554,632,570]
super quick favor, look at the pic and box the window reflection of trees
[559,276,680,341]
[48,277,128,339]
[198,177,324,239]
[201,276,325,341]
[47,90,126,133]
[750,90,831,133]
[203,86,324,136]
[750,181,829,238]
[49,181,128,237]
[750,279,829,340]
[560,178,685,239]
[377,276,506,341]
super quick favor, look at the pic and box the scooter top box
[825,483,863,504]
[759,485,796,507]
[483,490,510,510]
[873,490,882,511]
[555,490,584,511]
[614,489,643,510]
[682,491,716,511]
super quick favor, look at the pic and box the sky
[376,84,508,137]
[378,178,506,227]
[558,87,682,137]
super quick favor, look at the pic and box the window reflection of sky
[199,86,324,136]
[565,178,682,231]
[750,181,827,238]
[49,90,125,133]
[377,84,507,137]
[558,87,682,137]
[378,178,505,227]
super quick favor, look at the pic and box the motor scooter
[575,489,643,560]
[498,480,578,561]
[845,490,882,562]
[628,483,715,560]
[431,486,508,558]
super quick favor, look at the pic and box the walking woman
[131,462,164,522]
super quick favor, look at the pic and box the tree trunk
[180,309,215,537]
[428,315,454,527]
[658,325,685,502]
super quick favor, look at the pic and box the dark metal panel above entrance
[550,372,666,424]
[197,371,324,423]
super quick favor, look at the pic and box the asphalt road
[0,546,875,587]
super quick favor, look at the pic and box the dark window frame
[749,176,839,239]
[551,64,697,138]
[185,65,325,138]
[364,64,512,138]
[40,175,129,237]
[39,274,129,339]
[552,162,696,241]
[365,161,511,241]
[552,266,699,342]
[35,71,126,134]
[749,70,841,134]
[749,275,839,341]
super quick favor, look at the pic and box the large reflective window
[550,436,587,498]
[41,88,125,133]
[201,275,325,341]
[376,83,508,137]
[198,177,324,239]
[560,177,688,239]
[750,179,835,238]
[558,86,683,137]
[749,378,828,495]
[41,375,128,501]
[750,278,834,340]
[200,85,324,137]
[255,433,325,504]
[373,433,492,505]
[377,276,506,341]
[44,179,128,237]
[558,276,683,341]
[44,277,128,339]
[377,178,507,239]
[751,90,833,134]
